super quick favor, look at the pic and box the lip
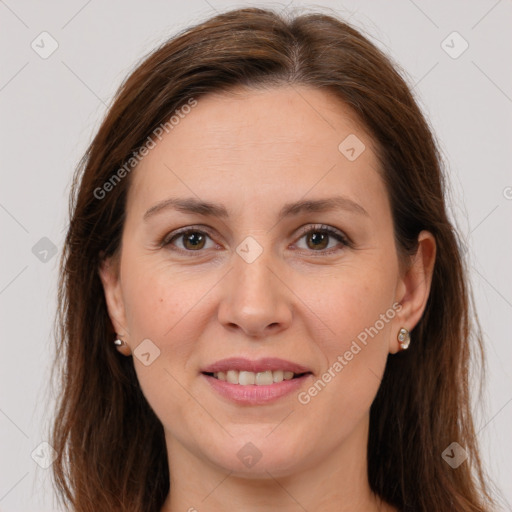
[202,372,313,405]
[201,357,311,374]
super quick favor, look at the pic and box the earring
[397,328,410,350]
[113,336,131,355]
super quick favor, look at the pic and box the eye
[161,224,350,255]
[163,228,217,252]
[294,224,350,253]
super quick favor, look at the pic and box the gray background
[1,1,511,510]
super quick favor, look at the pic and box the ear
[390,230,436,354]
[98,252,131,355]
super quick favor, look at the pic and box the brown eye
[306,231,329,250]
[182,231,206,250]
[295,225,349,253]
[164,229,215,251]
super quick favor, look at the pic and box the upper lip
[201,357,312,374]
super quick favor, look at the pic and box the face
[100,85,432,478]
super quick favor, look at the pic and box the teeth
[255,371,273,385]
[212,369,299,385]
[272,370,284,382]
[239,371,255,385]
[226,370,238,384]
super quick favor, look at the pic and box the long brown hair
[49,7,498,511]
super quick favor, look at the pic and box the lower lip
[202,373,312,405]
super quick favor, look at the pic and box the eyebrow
[143,195,369,221]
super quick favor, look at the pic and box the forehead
[127,85,385,217]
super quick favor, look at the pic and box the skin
[99,84,436,512]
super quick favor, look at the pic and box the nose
[217,244,293,338]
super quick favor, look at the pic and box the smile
[206,369,305,385]
[202,371,313,405]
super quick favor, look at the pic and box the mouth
[202,369,311,386]
[200,357,313,405]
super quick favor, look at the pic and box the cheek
[300,262,396,348]
[121,258,206,339]
[296,264,395,415]
[120,258,221,385]
[120,263,207,423]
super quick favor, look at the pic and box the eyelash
[161,224,351,256]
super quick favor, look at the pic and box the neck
[160,414,395,512]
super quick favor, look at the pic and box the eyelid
[293,223,352,250]
[160,224,218,248]
[161,223,351,253]
[296,223,349,241]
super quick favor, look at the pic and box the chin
[201,433,309,478]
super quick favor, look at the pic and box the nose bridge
[235,241,274,299]
[217,234,292,336]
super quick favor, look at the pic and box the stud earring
[113,336,131,355]
[397,328,410,350]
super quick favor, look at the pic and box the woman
[49,7,498,512]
